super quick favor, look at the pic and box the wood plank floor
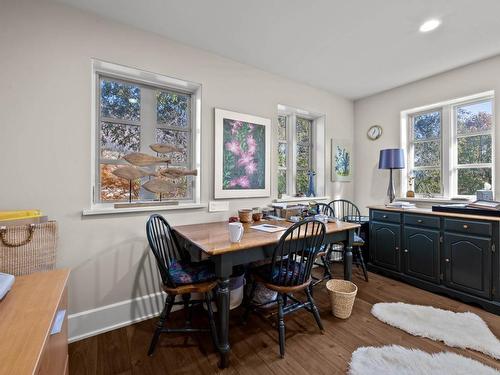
[69,266,500,374]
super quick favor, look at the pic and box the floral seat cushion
[169,260,215,285]
[353,234,365,245]
[255,261,307,285]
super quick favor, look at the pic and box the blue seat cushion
[254,261,307,285]
[169,260,215,285]
[353,234,365,245]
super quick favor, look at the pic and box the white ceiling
[56,0,500,99]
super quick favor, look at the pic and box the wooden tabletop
[173,219,360,256]
[368,205,500,221]
[0,269,70,375]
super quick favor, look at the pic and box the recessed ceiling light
[419,19,441,33]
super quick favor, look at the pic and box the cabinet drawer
[404,214,440,229]
[444,218,491,236]
[371,210,401,223]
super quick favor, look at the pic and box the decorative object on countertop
[371,302,500,359]
[331,139,353,182]
[477,183,494,201]
[349,345,500,375]
[123,152,171,166]
[406,174,415,198]
[307,170,316,197]
[378,148,405,203]
[0,272,14,300]
[214,108,271,199]
[0,219,57,276]
[238,209,253,223]
[112,143,196,207]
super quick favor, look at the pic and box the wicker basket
[326,279,358,319]
[0,221,58,276]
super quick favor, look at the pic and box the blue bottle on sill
[307,170,316,197]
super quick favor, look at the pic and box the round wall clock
[367,125,383,140]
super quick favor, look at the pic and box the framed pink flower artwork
[214,108,271,198]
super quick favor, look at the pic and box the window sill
[82,202,207,216]
[274,196,330,204]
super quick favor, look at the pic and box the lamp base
[387,168,395,203]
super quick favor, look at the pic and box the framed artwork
[214,108,271,198]
[331,139,353,182]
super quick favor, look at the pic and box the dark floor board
[70,265,500,374]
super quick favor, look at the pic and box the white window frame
[276,105,325,198]
[401,91,495,199]
[88,60,202,212]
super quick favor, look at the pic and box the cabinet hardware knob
[404,249,409,253]
[417,219,423,223]
[445,258,450,263]
[463,224,468,229]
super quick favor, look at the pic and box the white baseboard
[68,292,181,343]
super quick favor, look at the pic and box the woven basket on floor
[326,279,358,319]
[0,221,58,275]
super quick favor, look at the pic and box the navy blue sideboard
[368,206,500,315]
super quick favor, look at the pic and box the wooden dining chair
[146,214,218,356]
[329,199,368,281]
[310,203,336,287]
[243,219,326,358]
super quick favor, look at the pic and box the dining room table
[172,218,360,368]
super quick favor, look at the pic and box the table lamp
[378,148,405,203]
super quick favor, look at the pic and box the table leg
[216,277,230,368]
[344,229,353,281]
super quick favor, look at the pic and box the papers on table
[251,224,287,233]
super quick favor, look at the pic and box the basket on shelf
[0,221,58,276]
[326,279,358,319]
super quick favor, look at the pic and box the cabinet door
[370,222,401,271]
[403,226,440,283]
[443,233,491,299]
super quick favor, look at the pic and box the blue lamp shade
[379,148,405,169]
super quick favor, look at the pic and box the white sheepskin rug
[372,302,500,359]
[349,345,500,375]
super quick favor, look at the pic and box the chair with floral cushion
[243,219,326,358]
[146,214,218,356]
[310,203,336,287]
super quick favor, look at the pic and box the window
[277,108,320,198]
[93,61,200,206]
[295,117,313,193]
[404,93,494,198]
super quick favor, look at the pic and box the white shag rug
[349,345,500,375]
[372,302,500,359]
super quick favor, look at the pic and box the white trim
[68,291,181,343]
[82,202,207,216]
[214,108,271,198]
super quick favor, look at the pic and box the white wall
[0,0,354,338]
[354,55,500,214]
